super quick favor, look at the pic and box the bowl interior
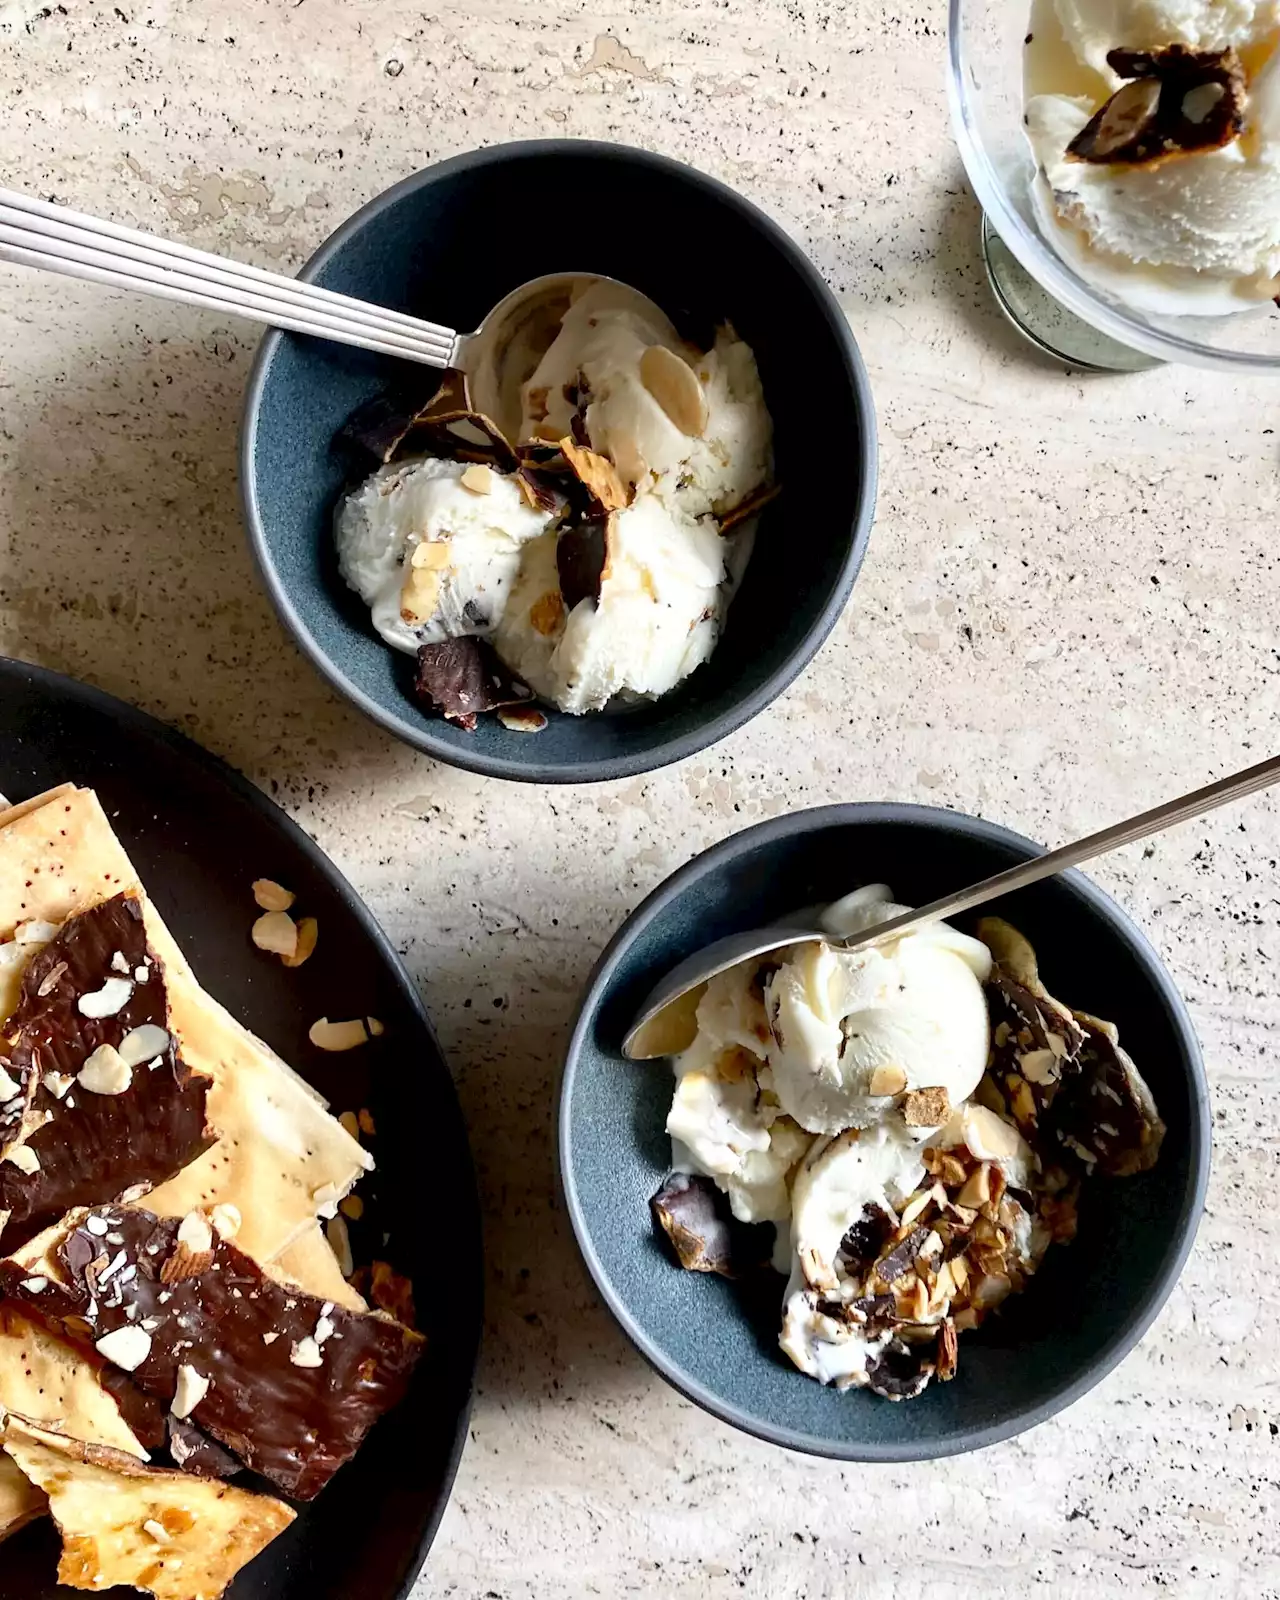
[947,0,1280,370]
[562,806,1208,1459]
[244,143,874,781]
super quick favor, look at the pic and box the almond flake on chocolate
[2,1204,425,1500]
[413,637,535,731]
[873,1224,932,1285]
[1067,45,1245,166]
[0,895,213,1252]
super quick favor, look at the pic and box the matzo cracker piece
[2,1413,294,1600]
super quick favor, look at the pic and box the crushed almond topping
[77,975,133,1018]
[251,910,298,960]
[281,916,318,969]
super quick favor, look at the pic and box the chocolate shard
[0,1204,425,1501]
[650,1172,773,1278]
[556,513,615,611]
[413,637,535,731]
[846,1292,897,1332]
[559,437,629,513]
[0,895,213,1252]
[338,391,424,466]
[1067,45,1245,166]
[718,481,781,535]
[872,1225,931,1286]
[865,1336,936,1401]
[340,370,521,472]
[935,1318,959,1383]
[394,369,520,473]
[836,1203,894,1268]
[167,1415,240,1479]
[1044,1011,1166,1178]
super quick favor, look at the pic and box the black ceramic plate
[0,658,481,1599]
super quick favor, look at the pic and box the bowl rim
[558,800,1212,1461]
[240,139,879,783]
[945,0,1280,374]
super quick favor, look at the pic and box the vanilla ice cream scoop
[763,892,992,1136]
[336,457,551,653]
[664,963,811,1226]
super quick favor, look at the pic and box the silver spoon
[0,188,660,437]
[622,749,1280,1059]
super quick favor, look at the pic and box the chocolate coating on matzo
[0,896,212,1250]
[0,1205,425,1500]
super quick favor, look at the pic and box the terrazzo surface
[1,1,1277,1595]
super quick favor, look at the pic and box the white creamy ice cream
[520,282,773,519]
[762,892,992,1136]
[778,1122,930,1386]
[494,495,736,716]
[1024,0,1280,312]
[336,279,772,718]
[665,964,811,1226]
[335,457,551,653]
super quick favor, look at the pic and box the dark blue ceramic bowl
[560,804,1210,1459]
[241,142,876,783]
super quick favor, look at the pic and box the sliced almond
[78,1044,132,1097]
[252,878,294,912]
[358,1107,377,1136]
[340,1194,365,1221]
[1019,1048,1059,1085]
[955,1163,993,1210]
[94,1323,152,1373]
[338,1111,360,1140]
[460,463,495,495]
[309,1017,372,1052]
[251,910,298,959]
[281,916,318,969]
[410,538,452,570]
[868,1064,907,1097]
[560,437,629,511]
[326,1214,354,1278]
[400,563,442,623]
[117,1024,170,1068]
[639,344,708,437]
[899,1188,933,1227]
[497,707,549,734]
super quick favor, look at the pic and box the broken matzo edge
[1,1412,294,1600]
[0,1448,45,1544]
[0,787,372,1263]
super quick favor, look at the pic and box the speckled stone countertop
[1,1,1277,1595]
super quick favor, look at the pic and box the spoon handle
[842,751,1280,952]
